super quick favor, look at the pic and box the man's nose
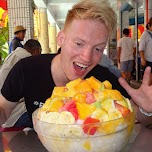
[80,48,92,63]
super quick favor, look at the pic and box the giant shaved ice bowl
[32,76,135,152]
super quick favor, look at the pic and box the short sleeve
[139,31,147,51]
[1,60,24,102]
[117,39,121,48]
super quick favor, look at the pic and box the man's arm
[99,54,121,78]
[139,51,146,66]
[117,47,121,63]
[0,95,17,126]
[130,99,152,126]
[133,47,136,57]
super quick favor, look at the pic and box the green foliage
[0,26,9,65]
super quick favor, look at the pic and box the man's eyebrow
[73,37,85,42]
[73,37,107,46]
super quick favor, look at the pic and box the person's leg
[131,59,136,79]
[120,61,127,80]
[13,112,32,128]
[126,60,134,81]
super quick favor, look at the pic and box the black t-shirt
[1,54,130,123]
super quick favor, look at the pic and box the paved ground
[130,79,141,89]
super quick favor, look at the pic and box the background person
[117,28,136,82]
[139,18,152,78]
[99,54,121,78]
[9,25,26,54]
[0,39,41,128]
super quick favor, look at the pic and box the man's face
[58,19,109,81]
[19,31,26,40]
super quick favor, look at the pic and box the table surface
[0,124,152,152]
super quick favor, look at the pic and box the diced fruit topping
[76,102,96,120]
[116,99,128,108]
[124,97,133,112]
[66,78,82,89]
[108,108,122,120]
[103,80,112,89]
[93,101,102,108]
[41,98,51,111]
[39,76,133,136]
[83,117,100,135]
[39,111,59,123]
[48,99,64,112]
[102,89,123,101]
[86,93,96,104]
[91,108,109,122]
[74,80,92,93]
[86,76,104,90]
[101,98,115,112]
[51,86,65,98]
[58,111,75,124]
[114,102,130,117]
[72,93,86,103]
[59,100,78,120]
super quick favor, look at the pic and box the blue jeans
[14,112,33,128]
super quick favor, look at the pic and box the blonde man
[1,0,151,129]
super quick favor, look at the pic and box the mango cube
[86,76,104,90]
[103,80,112,89]
[66,78,82,89]
[75,80,92,93]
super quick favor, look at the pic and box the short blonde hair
[64,0,117,34]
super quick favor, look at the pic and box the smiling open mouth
[73,62,88,75]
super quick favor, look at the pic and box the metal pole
[134,0,139,81]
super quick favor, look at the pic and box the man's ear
[57,30,65,47]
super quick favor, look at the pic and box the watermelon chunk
[59,100,78,120]
[83,117,100,135]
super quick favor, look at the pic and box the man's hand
[118,67,152,125]
[119,66,152,113]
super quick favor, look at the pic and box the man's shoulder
[22,54,55,61]
[86,65,113,80]
[140,30,148,38]
[121,37,129,40]
[11,38,19,44]
[19,54,56,67]
[3,48,30,63]
[117,38,123,45]
[13,47,30,56]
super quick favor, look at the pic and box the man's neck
[51,54,69,87]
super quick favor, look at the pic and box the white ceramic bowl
[32,109,135,152]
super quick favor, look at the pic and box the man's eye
[76,42,82,46]
[96,48,103,52]
[75,42,82,46]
